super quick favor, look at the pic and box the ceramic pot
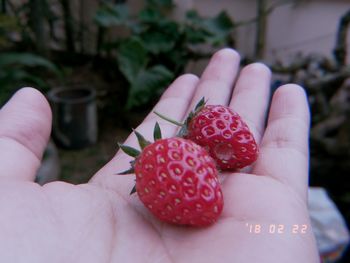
[47,86,98,149]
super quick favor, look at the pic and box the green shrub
[95,0,235,109]
[0,52,61,106]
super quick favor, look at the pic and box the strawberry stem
[154,111,183,127]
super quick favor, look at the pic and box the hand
[0,49,319,263]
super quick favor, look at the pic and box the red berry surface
[134,137,223,227]
[184,105,259,171]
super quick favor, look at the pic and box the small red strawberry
[118,123,223,227]
[155,98,259,171]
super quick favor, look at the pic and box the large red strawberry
[119,124,223,227]
[156,98,259,171]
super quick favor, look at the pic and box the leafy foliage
[0,52,61,106]
[95,0,235,109]
[94,4,129,27]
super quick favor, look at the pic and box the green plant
[0,52,61,106]
[95,0,234,110]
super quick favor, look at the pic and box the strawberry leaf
[195,97,206,111]
[177,125,188,137]
[130,184,137,195]
[118,143,140,157]
[153,122,162,141]
[117,167,135,175]
[133,129,151,149]
[177,98,207,137]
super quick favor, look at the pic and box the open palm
[0,49,319,263]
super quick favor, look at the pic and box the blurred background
[0,0,349,261]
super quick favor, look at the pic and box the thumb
[0,88,52,181]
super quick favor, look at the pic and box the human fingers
[252,85,310,200]
[186,48,240,113]
[114,48,241,151]
[229,63,271,144]
[91,48,241,190]
[0,88,52,181]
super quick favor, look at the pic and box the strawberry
[155,98,259,171]
[118,123,223,227]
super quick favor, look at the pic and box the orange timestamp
[245,223,308,234]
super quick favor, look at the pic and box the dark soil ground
[58,123,130,184]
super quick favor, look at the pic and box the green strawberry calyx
[117,122,163,194]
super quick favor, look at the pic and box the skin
[0,49,319,263]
